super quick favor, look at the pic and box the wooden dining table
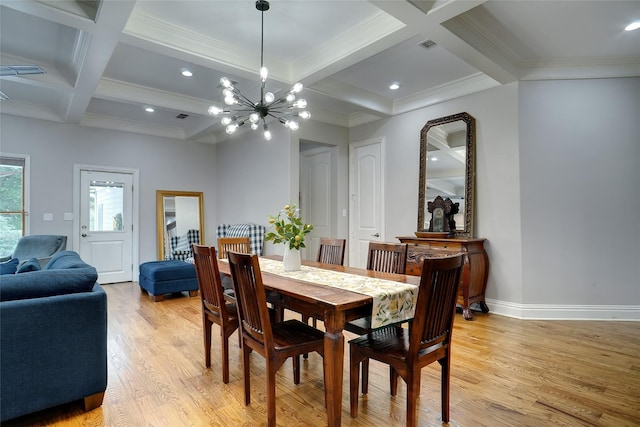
[218,256,420,427]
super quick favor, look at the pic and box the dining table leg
[323,311,345,427]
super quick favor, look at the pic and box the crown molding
[80,112,186,140]
[394,73,499,114]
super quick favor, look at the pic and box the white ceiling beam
[94,78,212,116]
[63,0,138,123]
[370,0,518,85]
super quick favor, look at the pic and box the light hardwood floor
[5,282,639,426]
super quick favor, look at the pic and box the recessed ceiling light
[625,20,640,31]
[389,82,400,90]
[144,106,155,113]
[181,69,193,77]
[430,156,438,162]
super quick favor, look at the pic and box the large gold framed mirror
[417,112,475,237]
[156,190,204,260]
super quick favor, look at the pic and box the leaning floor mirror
[156,190,204,261]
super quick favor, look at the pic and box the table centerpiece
[265,203,313,271]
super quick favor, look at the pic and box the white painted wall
[0,115,217,264]
[519,78,640,309]
[215,120,350,256]
[2,76,638,319]
[350,83,523,308]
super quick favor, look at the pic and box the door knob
[81,233,87,237]
[372,233,380,237]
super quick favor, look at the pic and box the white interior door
[79,170,134,283]
[349,137,385,268]
[300,146,335,260]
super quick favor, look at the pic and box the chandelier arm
[213,0,306,140]
[233,91,257,108]
[266,94,291,108]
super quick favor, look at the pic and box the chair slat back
[317,238,346,265]
[409,255,463,358]
[218,237,251,259]
[193,245,227,313]
[227,251,274,349]
[366,242,408,274]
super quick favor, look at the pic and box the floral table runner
[257,257,418,329]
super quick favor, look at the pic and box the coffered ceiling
[1,0,638,143]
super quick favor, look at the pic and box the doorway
[74,165,139,283]
[300,145,337,261]
[348,137,385,268]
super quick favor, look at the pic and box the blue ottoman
[139,260,199,301]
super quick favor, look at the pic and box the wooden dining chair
[192,245,239,384]
[217,236,251,259]
[345,241,408,334]
[217,236,252,295]
[301,237,347,329]
[317,237,346,265]
[349,254,464,427]
[227,251,326,427]
[345,242,408,391]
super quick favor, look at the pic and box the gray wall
[519,78,640,309]
[2,76,638,319]
[350,77,640,319]
[0,115,218,264]
[214,119,350,256]
[350,83,524,311]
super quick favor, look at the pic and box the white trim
[486,299,640,321]
[0,153,30,236]
[72,164,139,281]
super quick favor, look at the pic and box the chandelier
[207,0,310,141]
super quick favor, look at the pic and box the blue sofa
[0,251,107,422]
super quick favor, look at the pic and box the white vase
[282,245,301,272]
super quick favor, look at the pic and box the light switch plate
[64,212,73,221]
[43,213,53,221]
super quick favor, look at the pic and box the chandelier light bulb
[208,106,222,116]
[286,93,295,102]
[221,116,232,126]
[625,20,640,31]
[299,111,311,120]
[220,77,234,90]
[293,99,307,109]
[286,120,299,130]
[263,123,272,140]
[292,82,303,93]
[224,96,237,105]
[249,112,260,123]
[264,92,275,103]
[251,122,259,130]
[260,66,269,82]
[226,123,239,134]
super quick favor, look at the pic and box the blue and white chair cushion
[216,223,265,256]
[169,229,200,261]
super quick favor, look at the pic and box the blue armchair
[0,235,67,268]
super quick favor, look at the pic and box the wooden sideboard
[397,236,489,320]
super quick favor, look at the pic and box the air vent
[419,40,437,50]
[176,113,189,119]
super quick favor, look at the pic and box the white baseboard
[485,299,640,321]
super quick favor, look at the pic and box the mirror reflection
[418,112,475,237]
[156,190,204,261]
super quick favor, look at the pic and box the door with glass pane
[79,170,133,283]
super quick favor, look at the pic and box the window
[0,155,29,258]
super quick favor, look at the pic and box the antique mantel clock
[427,195,459,234]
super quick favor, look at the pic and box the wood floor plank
[3,282,639,426]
